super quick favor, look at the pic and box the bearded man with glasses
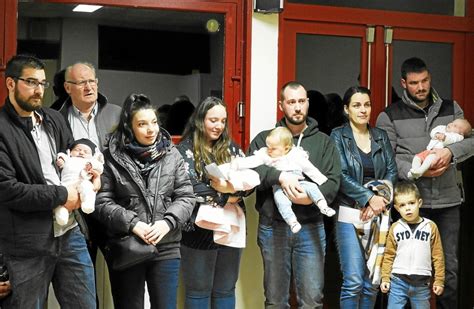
[0,54,97,308]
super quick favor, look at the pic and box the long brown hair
[182,96,231,176]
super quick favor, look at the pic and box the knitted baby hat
[69,138,97,155]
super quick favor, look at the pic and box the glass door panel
[280,21,368,132]
[296,34,361,96]
[391,40,453,99]
[389,28,465,107]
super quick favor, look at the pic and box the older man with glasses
[59,62,121,306]
[60,62,121,151]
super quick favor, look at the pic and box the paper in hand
[204,163,229,180]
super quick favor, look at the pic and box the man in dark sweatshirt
[249,81,341,308]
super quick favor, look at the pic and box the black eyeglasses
[15,77,50,89]
[65,79,98,88]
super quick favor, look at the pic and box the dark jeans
[180,245,242,309]
[2,226,96,309]
[108,258,180,309]
[420,205,460,309]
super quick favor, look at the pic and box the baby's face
[266,135,289,158]
[446,119,468,135]
[70,144,93,159]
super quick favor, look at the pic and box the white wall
[249,13,279,140]
[98,70,201,106]
[232,12,280,309]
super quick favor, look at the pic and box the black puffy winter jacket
[94,132,195,260]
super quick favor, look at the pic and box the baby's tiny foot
[321,207,336,217]
[290,222,302,234]
[408,170,420,180]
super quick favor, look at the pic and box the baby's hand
[433,285,444,296]
[380,282,390,293]
[230,157,239,170]
[56,157,65,169]
[435,132,446,141]
[84,162,92,172]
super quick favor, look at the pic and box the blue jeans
[108,258,179,309]
[273,181,324,225]
[257,221,326,308]
[180,245,242,309]
[3,226,96,309]
[336,221,378,309]
[387,275,430,309]
[420,205,459,309]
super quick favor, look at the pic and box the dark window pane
[99,26,210,75]
[288,0,456,16]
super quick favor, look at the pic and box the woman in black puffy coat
[93,93,195,309]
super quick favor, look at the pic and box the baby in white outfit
[55,138,104,226]
[409,118,471,180]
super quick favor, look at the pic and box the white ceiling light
[73,5,103,13]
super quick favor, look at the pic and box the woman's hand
[145,220,171,245]
[209,175,236,194]
[360,206,374,222]
[360,195,388,221]
[132,221,153,244]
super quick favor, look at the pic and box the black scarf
[125,132,170,175]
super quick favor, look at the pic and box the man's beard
[407,89,430,104]
[15,87,42,112]
[285,112,306,126]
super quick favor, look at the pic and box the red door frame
[1,0,250,147]
[0,0,18,102]
[278,2,474,123]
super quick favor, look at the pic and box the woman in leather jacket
[330,86,398,308]
[94,94,195,309]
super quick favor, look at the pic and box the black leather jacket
[330,123,398,208]
[94,132,195,259]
